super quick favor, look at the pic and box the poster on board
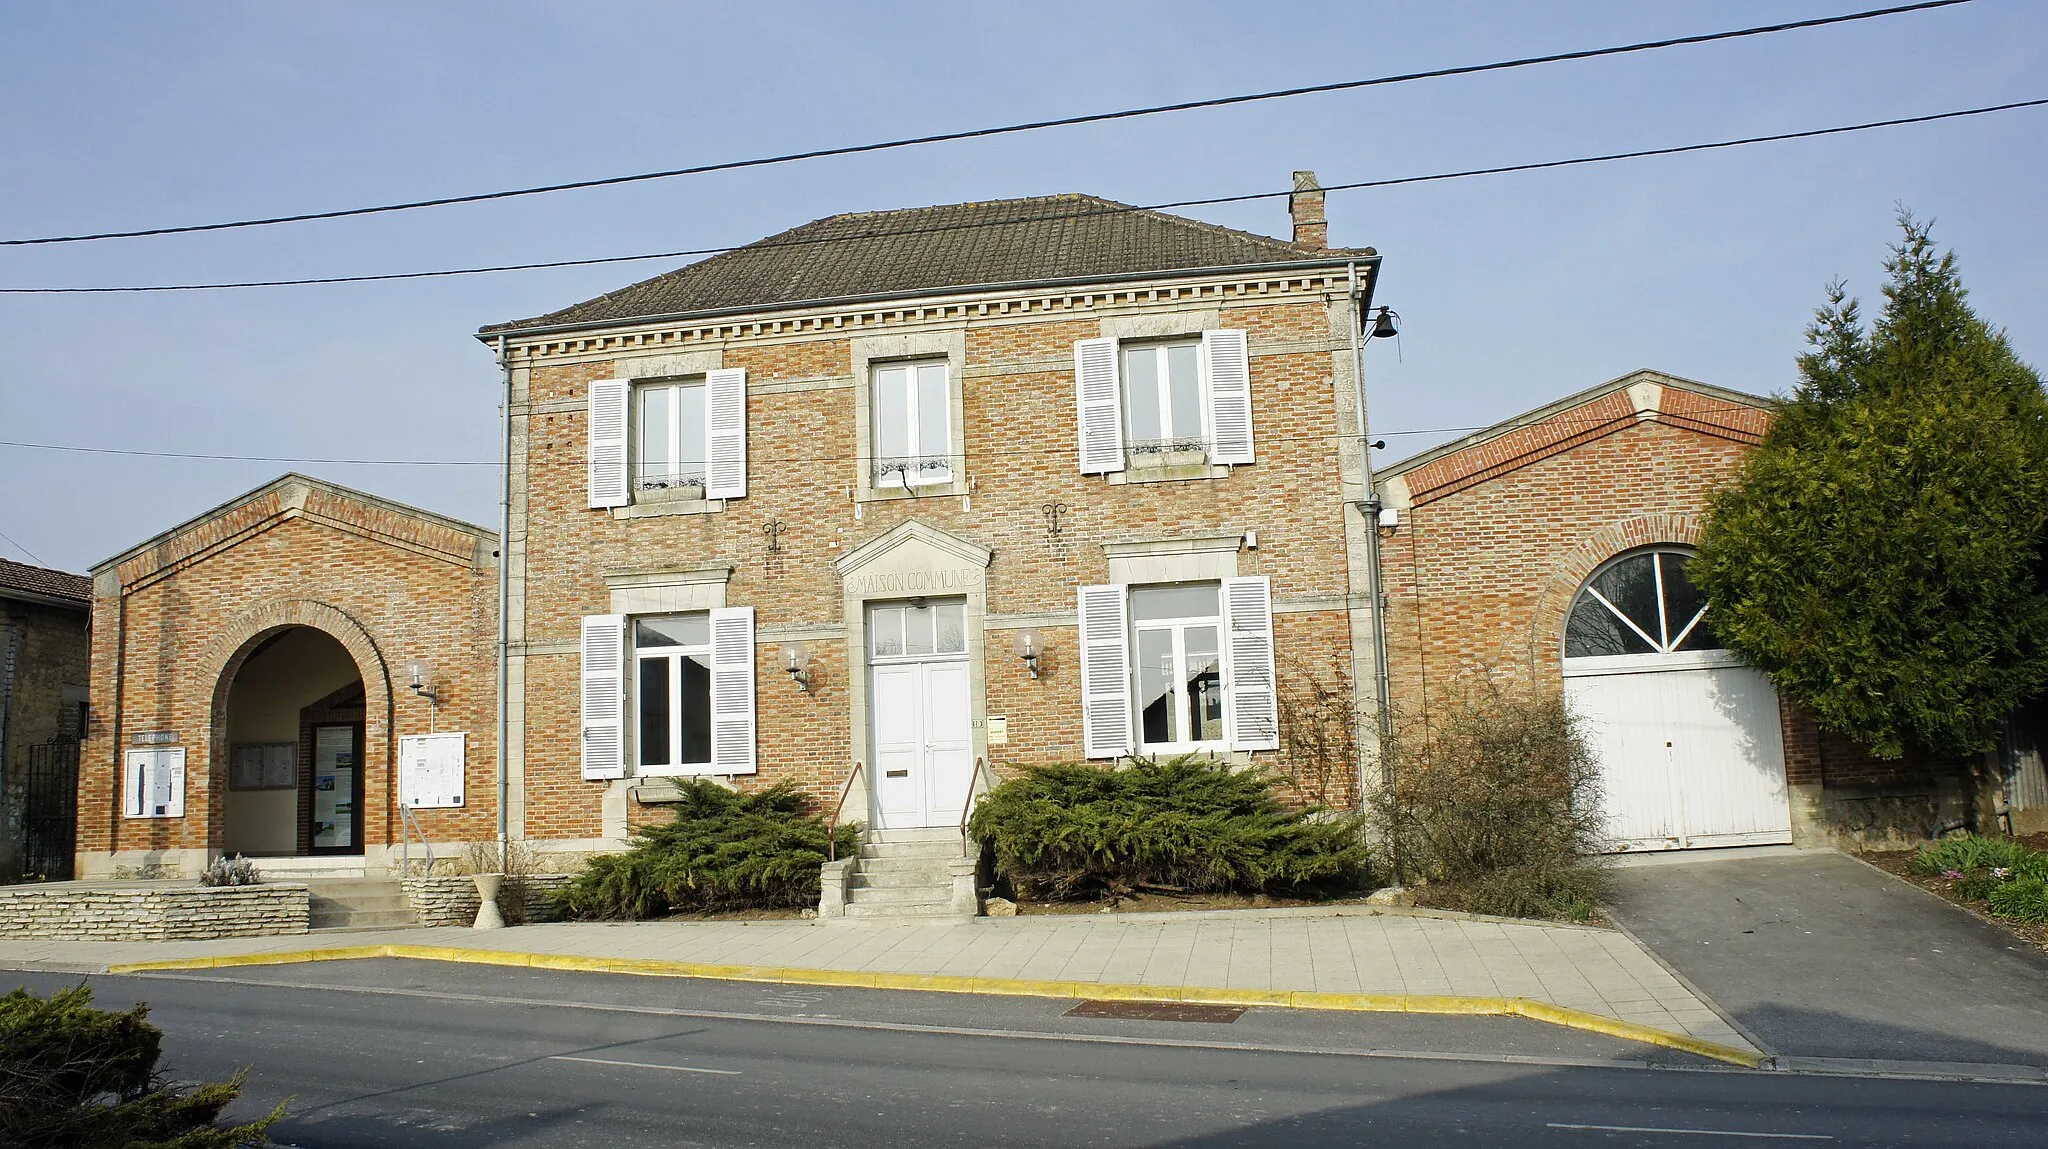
[399,732,466,809]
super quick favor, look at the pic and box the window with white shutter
[1078,584,1133,758]
[1203,330,1254,466]
[580,614,628,780]
[1074,338,1126,475]
[1221,576,1278,750]
[708,606,758,775]
[587,380,631,509]
[704,368,748,499]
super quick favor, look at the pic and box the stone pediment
[835,520,990,600]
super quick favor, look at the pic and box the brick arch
[1527,513,1703,675]
[202,599,395,851]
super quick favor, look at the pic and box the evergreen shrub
[0,985,278,1148]
[1375,690,1610,921]
[555,780,857,919]
[966,755,1370,902]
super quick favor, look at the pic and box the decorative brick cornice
[503,272,1349,366]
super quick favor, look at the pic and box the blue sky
[2,0,2042,573]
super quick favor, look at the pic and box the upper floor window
[1123,341,1206,454]
[871,360,952,488]
[586,369,747,511]
[1075,330,1253,475]
[636,379,706,498]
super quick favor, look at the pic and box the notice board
[398,732,466,809]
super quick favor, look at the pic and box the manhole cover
[1064,1000,1245,1023]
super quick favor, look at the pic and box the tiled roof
[484,194,1370,334]
[0,556,92,606]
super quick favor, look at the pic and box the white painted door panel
[1566,662,1790,852]
[871,664,923,828]
[922,662,974,830]
[870,658,973,830]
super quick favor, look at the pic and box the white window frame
[632,614,716,777]
[867,600,969,662]
[1121,339,1210,456]
[1129,583,1229,754]
[869,359,953,489]
[634,378,708,499]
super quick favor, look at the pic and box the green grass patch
[1909,833,2048,925]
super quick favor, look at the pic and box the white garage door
[1562,549,1791,852]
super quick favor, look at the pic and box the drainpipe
[1348,264,1395,796]
[494,334,513,861]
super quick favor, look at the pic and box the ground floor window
[1130,582,1225,750]
[636,614,712,773]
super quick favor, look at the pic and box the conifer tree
[1692,215,2048,758]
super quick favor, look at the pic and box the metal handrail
[398,804,435,877]
[827,761,865,862]
[959,756,999,858]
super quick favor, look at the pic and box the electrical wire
[0,525,49,566]
[0,408,1765,470]
[6,94,2040,296]
[0,1,1974,248]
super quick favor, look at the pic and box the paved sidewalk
[0,907,1755,1058]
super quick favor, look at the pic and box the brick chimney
[1289,170,1327,251]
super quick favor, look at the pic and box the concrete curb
[104,943,1764,1068]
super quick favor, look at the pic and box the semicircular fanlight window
[1564,550,1719,658]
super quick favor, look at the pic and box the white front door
[868,600,973,830]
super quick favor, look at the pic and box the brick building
[74,475,499,878]
[1374,369,2015,848]
[2,558,91,878]
[478,175,1389,900]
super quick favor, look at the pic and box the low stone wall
[402,874,575,927]
[0,881,309,940]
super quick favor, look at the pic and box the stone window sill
[855,478,969,503]
[611,496,726,520]
[1110,453,1233,484]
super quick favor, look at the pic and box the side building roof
[482,193,1375,335]
[0,556,92,610]
[1376,369,1779,507]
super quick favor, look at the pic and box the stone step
[308,908,419,931]
[843,900,959,919]
[860,839,967,861]
[847,884,956,905]
[850,867,953,890]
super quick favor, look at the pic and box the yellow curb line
[108,944,1763,1068]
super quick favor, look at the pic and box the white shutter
[704,367,748,500]
[1204,329,1254,465]
[1078,585,1133,759]
[587,379,631,509]
[709,606,758,775]
[1222,576,1279,750]
[580,614,628,780]
[1074,337,1126,475]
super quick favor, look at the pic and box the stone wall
[0,881,308,940]
[402,873,574,927]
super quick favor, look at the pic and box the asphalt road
[9,962,2045,1148]
[1607,850,2048,1068]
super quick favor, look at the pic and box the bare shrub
[462,838,546,925]
[1276,654,1360,809]
[1374,687,1610,921]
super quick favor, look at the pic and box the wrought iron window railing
[872,455,953,487]
[1127,437,1209,456]
[635,470,708,498]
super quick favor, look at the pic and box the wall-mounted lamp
[1014,629,1042,679]
[782,642,813,693]
[1368,306,1400,341]
[403,659,440,706]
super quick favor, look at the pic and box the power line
[0,1,1973,248]
[0,408,1767,470]
[0,525,48,566]
[8,93,2042,297]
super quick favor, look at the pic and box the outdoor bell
[1014,629,1042,679]
[783,642,813,692]
[1370,307,1400,340]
